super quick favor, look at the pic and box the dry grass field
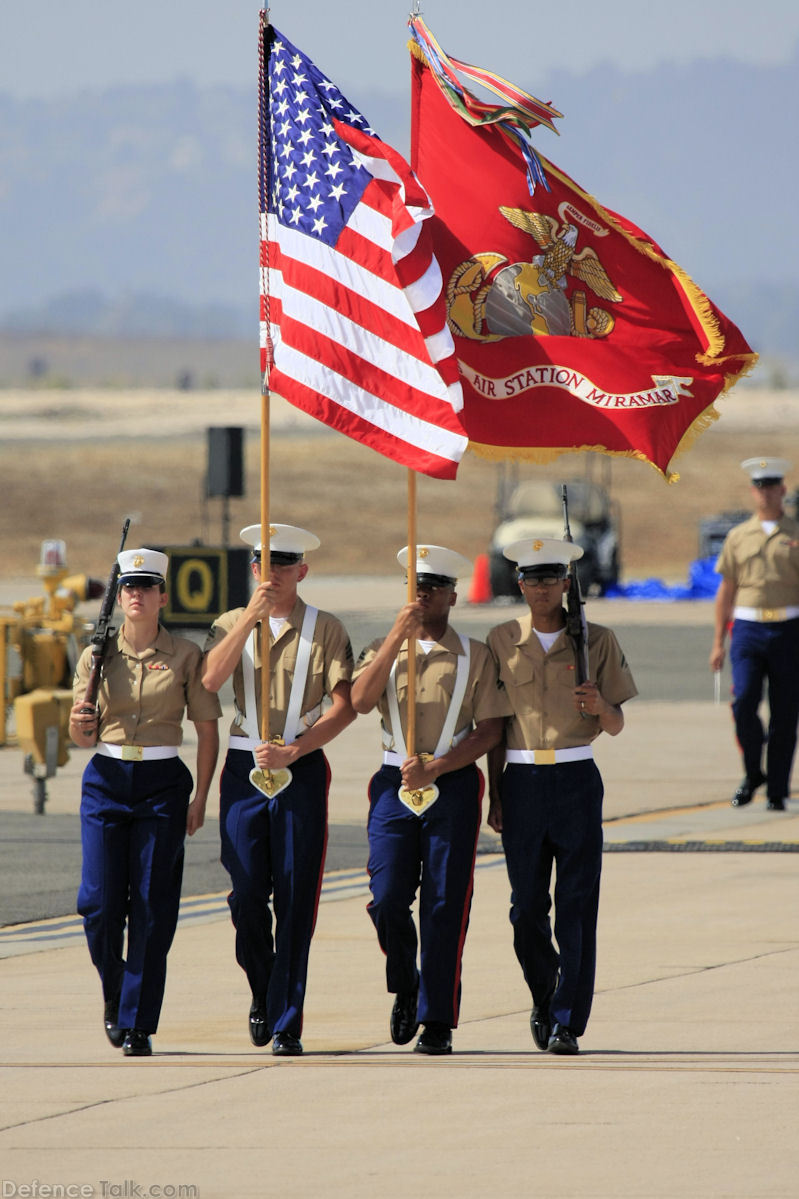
[2,386,799,584]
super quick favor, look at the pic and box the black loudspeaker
[207,427,244,497]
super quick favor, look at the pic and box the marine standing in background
[202,523,355,1056]
[70,549,221,1057]
[352,545,508,1055]
[487,537,637,1056]
[710,457,799,811]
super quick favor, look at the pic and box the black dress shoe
[530,973,558,1052]
[732,772,766,807]
[103,998,126,1049]
[272,1031,303,1056]
[766,798,786,811]
[413,1022,452,1055]
[249,996,271,1047]
[390,986,419,1045]
[547,1022,579,1055]
[122,1029,152,1057]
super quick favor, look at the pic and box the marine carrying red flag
[260,24,467,480]
[409,19,757,481]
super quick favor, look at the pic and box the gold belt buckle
[762,608,783,622]
[533,748,556,766]
[121,745,144,762]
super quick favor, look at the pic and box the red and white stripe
[260,123,466,480]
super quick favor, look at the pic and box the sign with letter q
[159,546,251,628]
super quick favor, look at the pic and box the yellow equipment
[0,540,102,812]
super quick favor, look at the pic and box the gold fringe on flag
[466,439,683,483]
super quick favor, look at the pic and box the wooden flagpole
[405,468,417,757]
[260,388,270,744]
[406,13,421,762]
[259,10,271,748]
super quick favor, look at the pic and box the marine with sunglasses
[202,523,355,1057]
[352,544,508,1055]
[70,548,221,1057]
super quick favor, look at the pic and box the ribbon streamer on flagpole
[408,14,563,193]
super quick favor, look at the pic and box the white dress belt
[96,743,179,762]
[733,605,799,623]
[230,735,262,751]
[506,746,594,766]
[229,730,310,752]
[382,727,470,768]
[233,701,322,745]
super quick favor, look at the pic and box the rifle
[81,519,130,711]
[560,485,590,696]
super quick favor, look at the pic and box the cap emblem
[269,525,277,536]
[419,547,429,558]
[533,540,544,551]
[133,555,144,568]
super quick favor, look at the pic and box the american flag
[259,25,467,480]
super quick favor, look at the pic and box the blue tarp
[605,556,720,601]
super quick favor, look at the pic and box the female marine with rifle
[69,546,220,1056]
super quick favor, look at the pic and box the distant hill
[0,82,254,314]
[1,48,797,384]
[0,331,257,390]
[3,289,253,340]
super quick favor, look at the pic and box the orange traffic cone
[468,553,493,604]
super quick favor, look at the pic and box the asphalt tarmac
[3,582,799,1198]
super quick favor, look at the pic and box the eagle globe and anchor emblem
[447,205,622,343]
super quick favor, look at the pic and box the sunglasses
[519,575,565,587]
[407,578,454,593]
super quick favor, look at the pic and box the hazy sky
[4,0,799,101]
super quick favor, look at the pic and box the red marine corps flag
[408,18,757,481]
[260,22,467,480]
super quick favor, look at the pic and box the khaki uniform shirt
[716,514,799,608]
[205,597,353,740]
[73,626,221,747]
[487,613,637,751]
[353,625,511,756]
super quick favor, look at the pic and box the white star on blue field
[266,31,379,247]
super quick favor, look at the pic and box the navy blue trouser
[730,616,799,800]
[366,763,483,1029]
[500,759,604,1038]
[219,747,329,1039]
[78,753,192,1034]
